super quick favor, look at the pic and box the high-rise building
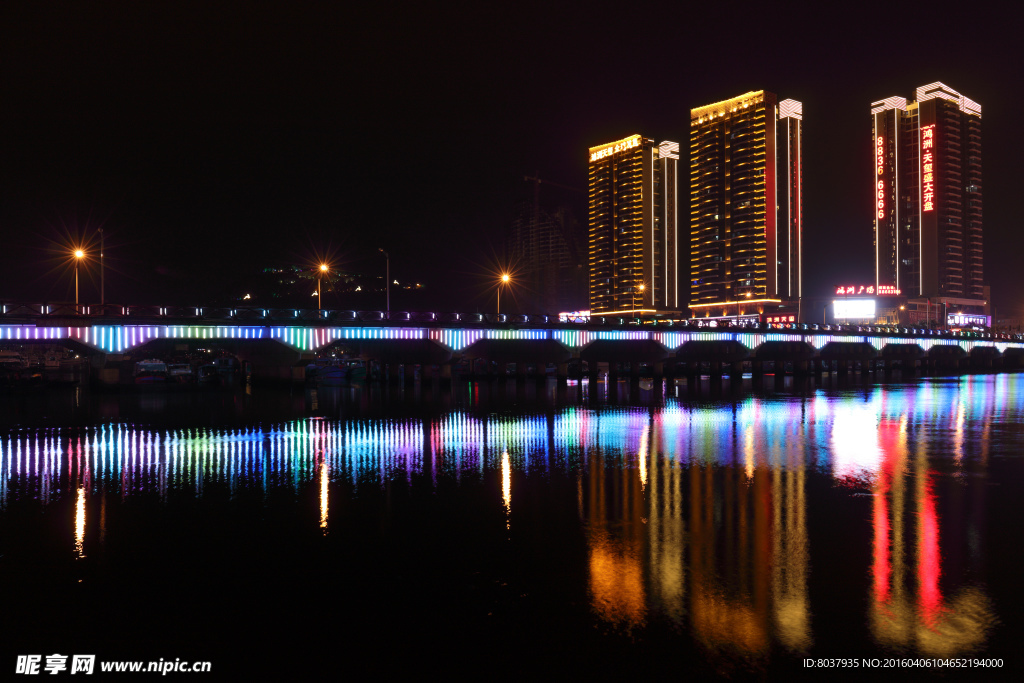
[689,91,803,319]
[506,199,586,314]
[872,82,983,302]
[588,135,680,315]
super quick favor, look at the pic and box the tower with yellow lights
[587,135,680,315]
[689,91,802,319]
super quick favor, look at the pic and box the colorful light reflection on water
[2,374,1021,671]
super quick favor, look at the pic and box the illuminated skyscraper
[689,91,802,318]
[872,82,983,302]
[588,135,680,315]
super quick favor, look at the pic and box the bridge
[2,302,1023,385]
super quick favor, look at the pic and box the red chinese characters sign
[876,136,885,219]
[921,125,935,212]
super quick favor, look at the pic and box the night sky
[3,1,1023,316]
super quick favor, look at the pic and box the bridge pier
[751,359,764,381]
[556,362,569,385]
[729,360,743,382]
[628,362,640,387]
[438,362,452,385]
[387,363,402,384]
[607,362,619,384]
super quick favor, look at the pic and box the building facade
[689,91,803,319]
[506,200,586,314]
[872,82,983,302]
[587,135,680,315]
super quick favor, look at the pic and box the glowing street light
[497,273,511,316]
[632,282,646,314]
[74,249,85,314]
[318,263,329,313]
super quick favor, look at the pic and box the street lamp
[497,273,510,316]
[378,248,390,315]
[318,263,329,313]
[74,249,85,314]
[99,228,104,307]
[632,283,646,315]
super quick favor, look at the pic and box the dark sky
[3,1,1023,315]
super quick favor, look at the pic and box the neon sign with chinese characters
[921,125,935,212]
[589,135,641,162]
[835,284,901,296]
[876,136,885,219]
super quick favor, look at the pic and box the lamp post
[73,249,85,314]
[318,263,328,313]
[633,283,645,315]
[497,273,510,316]
[99,228,104,307]
[378,248,389,316]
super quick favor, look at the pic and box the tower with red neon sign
[871,83,983,307]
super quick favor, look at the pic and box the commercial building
[587,135,680,315]
[872,82,984,320]
[689,91,803,319]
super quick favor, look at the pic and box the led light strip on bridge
[1,324,1022,354]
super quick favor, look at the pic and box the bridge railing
[2,302,1022,343]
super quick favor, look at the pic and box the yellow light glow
[501,274,510,283]
[689,299,781,309]
[502,450,511,530]
[691,91,764,121]
[319,264,329,272]
[588,134,642,160]
[319,459,329,533]
[74,250,84,259]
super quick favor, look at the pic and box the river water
[1,375,1022,678]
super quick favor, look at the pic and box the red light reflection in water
[869,406,994,655]
[917,473,942,626]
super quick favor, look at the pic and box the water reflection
[2,375,1020,662]
[869,413,995,655]
[75,486,86,559]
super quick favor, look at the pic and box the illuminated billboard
[947,313,989,328]
[921,124,936,212]
[589,135,641,162]
[876,135,885,219]
[833,299,876,320]
[835,284,900,296]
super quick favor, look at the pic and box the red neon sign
[921,125,935,212]
[876,136,885,219]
